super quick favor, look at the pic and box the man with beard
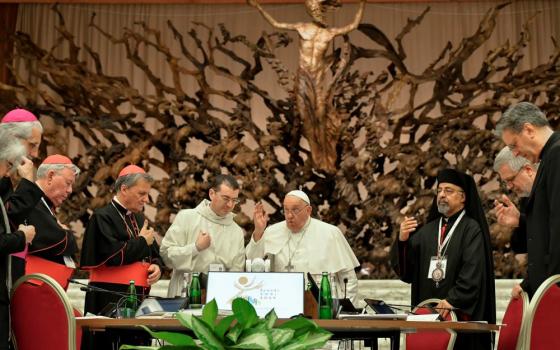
[0,130,36,350]
[390,169,495,350]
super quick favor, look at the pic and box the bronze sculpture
[248,0,366,173]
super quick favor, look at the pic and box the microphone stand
[67,279,149,298]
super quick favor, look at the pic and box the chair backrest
[406,298,457,350]
[523,274,560,350]
[495,291,529,350]
[10,273,81,350]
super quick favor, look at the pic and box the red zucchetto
[41,154,73,165]
[1,108,38,123]
[118,165,146,177]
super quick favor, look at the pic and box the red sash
[25,255,74,290]
[89,262,150,288]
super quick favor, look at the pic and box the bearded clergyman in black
[390,169,496,350]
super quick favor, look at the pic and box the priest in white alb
[160,174,246,297]
[246,190,360,303]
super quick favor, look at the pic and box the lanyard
[437,210,465,259]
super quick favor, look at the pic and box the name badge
[427,256,447,281]
[63,256,76,269]
[209,263,225,272]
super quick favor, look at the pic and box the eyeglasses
[502,169,522,187]
[282,206,308,216]
[219,194,240,205]
[436,187,464,196]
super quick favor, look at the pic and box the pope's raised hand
[252,202,269,242]
[399,216,418,241]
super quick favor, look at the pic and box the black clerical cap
[435,169,467,192]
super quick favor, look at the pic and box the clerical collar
[442,209,463,229]
[112,196,132,215]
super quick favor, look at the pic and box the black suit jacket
[523,131,560,296]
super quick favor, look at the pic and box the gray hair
[0,130,26,173]
[115,173,154,193]
[495,102,550,137]
[493,146,534,172]
[0,121,43,139]
[37,163,81,179]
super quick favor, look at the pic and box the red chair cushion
[497,297,524,350]
[530,284,560,350]
[11,280,72,350]
[407,305,452,350]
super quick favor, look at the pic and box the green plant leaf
[263,309,277,330]
[135,325,197,346]
[278,317,317,338]
[191,314,226,350]
[226,322,244,343]
[229,330,272,350]
[202,299,219,327]
[119,346,159,350]
[270,328,294,349]
[176,312,194,330]
[215,315,236,339]
[232,298,258,329]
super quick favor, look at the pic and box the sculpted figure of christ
[248,0,366,172]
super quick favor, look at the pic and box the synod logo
[226,275,265,306]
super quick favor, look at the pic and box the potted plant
[121,298,333,349]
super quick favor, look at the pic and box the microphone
[67,279,148,298]
[343,278,348,300]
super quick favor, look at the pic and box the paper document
[406,314,440,322]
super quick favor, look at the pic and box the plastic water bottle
[189,272,202,308]
[318,272,333,319]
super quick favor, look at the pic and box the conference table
[77,316,499,350]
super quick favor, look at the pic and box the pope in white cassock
[161,174,246,297]
[246,190,360,303]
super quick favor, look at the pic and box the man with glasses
[247,190,360,302]
[161,174,245,297]
[492,146,537,298]
[495,102,560,297]
[390,169,495,349]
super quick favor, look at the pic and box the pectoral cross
[285,260,294,272]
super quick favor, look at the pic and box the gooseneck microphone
[67,279,148,298]
[343,278,348,300]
